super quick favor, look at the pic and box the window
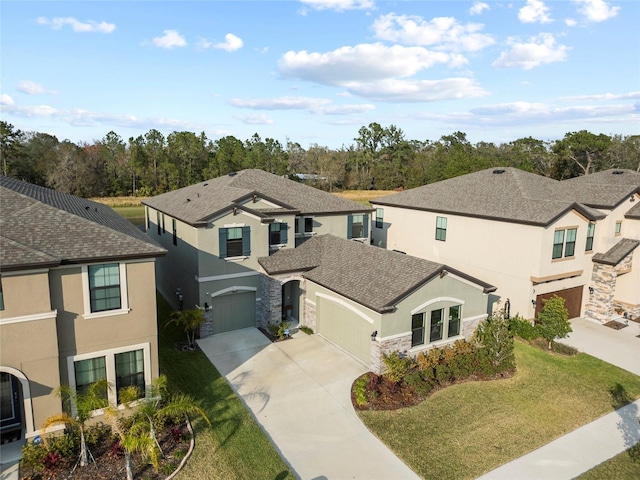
[304,217,313,234]
[161,214,166,234]
[586,223,595,251]
[552,228,577,259]
[411,313,425,347]
[375,208,384,229]
[348,214,368,239]
[435,217,447,242]
[615,221,622,236]
[295,218,301,235]
[69,344,150,409]
[448,305,461,337]
[0,276,4,311]
[156,211,161,235]
[115,350,145,402]
[88,264,121,313]
[74,357,107,400]
[269,222,288,246]
[172,219,177,246]
[219,226,250,259]
[145,206,150,231]
[429,309,444,342]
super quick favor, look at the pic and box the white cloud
[372,14,495,52]
[279,43,461,86]
[469,2,490,16]
[321,104,375,115]
[215,33,243,52]
[0,94,14,106]
[300,0,374,12]
[565,18,578,26]
[36,16,115,33]
[195,38,213,49]
[518,0,552,24]
[342,77,489,102]
[230,96,375,115]
[17,80,58,95]
[234,113,274,125]
[559,91,640,102]
[573,0,619,22]
[492,33,569,70]
[152,30,187,49]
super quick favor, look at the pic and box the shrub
[299,326,313,335]
[474,310,515,375]
[43,451,60,470]
[21,442,48,470]
[404,371,434,396]
[268,321,291,340]
[536,295,572,349]
[509,316,539,340]
[382,352,413,384]
[353,377,369,406]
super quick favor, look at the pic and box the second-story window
[375,208,384,228]
[552,228,577,259]
[219,226,251,259]
[304,217,313,234]
[348,214,368,239]
[269,222,288,246]
[88,263,122,312]
[156,211,161,235]
[615,221,622,236]
[585,223,595,251]
[435,216,447,241]
[172,219,177,246]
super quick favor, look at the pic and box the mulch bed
[19,422,190,480]
[604,320,628,330]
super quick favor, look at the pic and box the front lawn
[157,295,294,480]
[577,448,640,479]
[358,340,640,480]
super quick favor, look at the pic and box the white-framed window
[585,223,595,251]
[82,263,129,319]
[269,222,288,246]
[68,343,151,410]
[412,304,463,348]
[615,221,622,236]
[348,214,368,239]
[435,216,447,242]
[375,208,384,229]
[552,227,577,259]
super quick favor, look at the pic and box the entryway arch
[0,366,34,439]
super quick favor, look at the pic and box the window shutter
[242,226,251,256]
[219,228,227,259]
[281,223,288,244]
[363,215,369,238]
[347,215,353,239]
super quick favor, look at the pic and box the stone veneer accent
[200,309,214,338]
[303,298,317,331]
[259,273,307,329]
[585,250,634,324]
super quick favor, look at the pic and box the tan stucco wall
[0,271,52,318]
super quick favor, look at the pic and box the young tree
[166,308,205,348]
[41,379,110,468]
[536,295,572,349]
[474,309,515,373]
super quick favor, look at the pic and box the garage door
[211,291,256,335]
[535,285,583,319]
[317,298,371,365]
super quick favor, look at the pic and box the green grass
[157,294,294,480]
[577,448,640,480]
[358,340,640,480]
[113,206,145,227]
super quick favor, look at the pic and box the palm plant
[41,379,110,468]
[165,308,205,348]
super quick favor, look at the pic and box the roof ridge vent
[492,168,506,174]
[612,170,624,175]
[228,172,237,177]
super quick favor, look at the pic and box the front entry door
[0,373,22,439]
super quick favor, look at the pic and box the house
[258,234,495,373]
[371,167,640,322]
[0,177,166,445]
[142,169,374,335]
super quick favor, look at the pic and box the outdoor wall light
[589,286,594,295]
[371,331,378,341]
[531,300,537,308]
[504,298,511,319]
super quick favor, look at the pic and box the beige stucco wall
[0,270,52,318]
[50,261,159,386]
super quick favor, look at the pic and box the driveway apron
[198,329,420,480]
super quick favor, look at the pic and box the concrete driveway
[198,328,419,480]
[559,317,640,375]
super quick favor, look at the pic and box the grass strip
[358,340,640,480]
[157,295,295,480]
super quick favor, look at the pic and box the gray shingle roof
[143,170,373,225]
[1,177,166,271]
[561,169,640,209]
[625,201,640,219]
[592,238,640,266]
[259,235,494,313]
[372,167,604,226]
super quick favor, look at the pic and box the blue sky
[1,0,638,149]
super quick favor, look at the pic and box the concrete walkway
[479,317,640,479]
[198,328,420,480]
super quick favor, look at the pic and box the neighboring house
[258,234,495,373]
[0,177,166,445]
[371,167,640,322]
[142,169,374,336]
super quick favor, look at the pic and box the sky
[1,0,638,149]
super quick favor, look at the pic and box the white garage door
[317,298,372,365]
[211,291,256,335]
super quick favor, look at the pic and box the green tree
[536,295,572,349]
[41,379,110,467]
[0,121,25,177]
[474,309,515,373]
[552,130,613,179]
[166,308,205,348]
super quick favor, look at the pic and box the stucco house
[0,177,166,446]
[371,167,640,323]
[142,169,374,335]
[258,234,495,373]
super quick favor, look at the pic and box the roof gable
[561,169,640,209]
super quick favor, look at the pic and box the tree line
[1,120,638,197]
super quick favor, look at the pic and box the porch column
[585,263,617,324]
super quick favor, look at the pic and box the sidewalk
[477,399,640,480]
